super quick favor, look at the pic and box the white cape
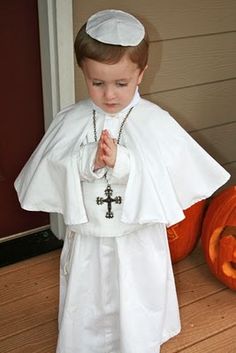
[15,98,230,229]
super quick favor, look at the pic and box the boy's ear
[138,65,148,85]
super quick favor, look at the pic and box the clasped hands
[94,130,117,171]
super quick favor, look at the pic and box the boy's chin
[102,103,121,114]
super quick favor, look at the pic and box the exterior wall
[73,0,236,185]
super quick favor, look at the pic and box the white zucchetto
[86,9,145,46]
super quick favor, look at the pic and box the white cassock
[14,91,230,353]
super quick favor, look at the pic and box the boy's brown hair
[74,23,149,71]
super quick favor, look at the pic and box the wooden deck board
[0,247,235,353]
[0,256,59,305]
[0,320,57,353]
[0,251,60,276]
[179,325,236,353]
[175,263,225,307]
[173,242,205,274]
[161,289,236,352]
[0,286,59,341]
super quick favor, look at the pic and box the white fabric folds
[14,98,230,230]
[57,224,180,353]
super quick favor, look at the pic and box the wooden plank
[191,122,236,164]
[73,0,236,41]
[0,250,60,276]
[173,242,205,275]
[0,320,57,353]
[145,79,236,131]
[177,325,236,353]
[75,32,236,99]
[161,289,236,352]
[175,263,225,307]
[141,32,236,94]
[0,256,59,306]
[0,286,59,341]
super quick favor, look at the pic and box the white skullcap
[86,9,145,46]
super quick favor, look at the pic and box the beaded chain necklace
[92,107,133,218]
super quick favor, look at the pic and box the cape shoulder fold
[14,100,93,225]
[15,98,230,227]
[122,99,230,225]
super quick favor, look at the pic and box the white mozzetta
[14,98,230,227]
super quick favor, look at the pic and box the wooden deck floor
[0,243,235,353]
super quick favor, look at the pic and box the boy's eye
[116,82,128,87]
[92,81,103,86]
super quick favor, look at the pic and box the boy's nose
[104,86,116,100]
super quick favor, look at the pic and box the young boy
[15,9,230,353]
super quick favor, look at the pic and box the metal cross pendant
[96,184,122,218]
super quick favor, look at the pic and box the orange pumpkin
[167,200,206,263]
[201,186,236,291]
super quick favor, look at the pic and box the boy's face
[81,55,146,114]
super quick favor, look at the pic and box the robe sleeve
[106,145,130,184]
[78,142,107,181]
[79,143,131,184]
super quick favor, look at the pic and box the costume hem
[160,327,181,346]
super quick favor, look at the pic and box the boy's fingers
[101,138,111,150]
[103,134,116,148]
[103,144,112,156]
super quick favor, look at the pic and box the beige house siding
[73,0,236,185]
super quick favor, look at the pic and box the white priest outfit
[14,90,230,353]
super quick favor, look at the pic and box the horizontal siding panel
[145,79,236,131]
[75,33,236,101]
[223,161,236,186]
[73,0,236,41]
[75,69,87,100]
[191,122,236,164]
[141,32,236,94]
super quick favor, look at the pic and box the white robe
[14,93,230,353]
[58,225,179,353]
[57,105,181,353]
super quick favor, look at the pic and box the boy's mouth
[104,103,119,108]
[103,103,121,113]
